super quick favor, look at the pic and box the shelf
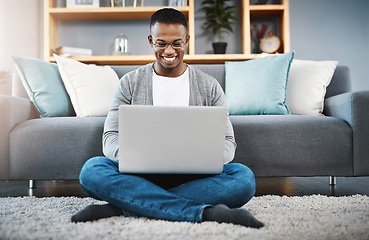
[44,0,289,65]
[48,6,190,20]
[48,54,264,65]
[249,4,285,11]
[49,55,155,65]
[184,54,263,64]
[249,4,285,17]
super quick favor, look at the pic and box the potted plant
[201,0,238,54]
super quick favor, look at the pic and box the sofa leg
[29,180,36,189]
[329,176,336,186]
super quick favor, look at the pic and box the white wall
[0,0,42,95]
[290,0,369,91]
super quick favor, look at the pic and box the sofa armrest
[324,91,369,176]
[0,94,39,180]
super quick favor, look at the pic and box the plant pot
[212,42,227,54]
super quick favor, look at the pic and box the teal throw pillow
[12,56,75,117]
[225,51,294,115]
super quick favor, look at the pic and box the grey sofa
[1,64,368,184]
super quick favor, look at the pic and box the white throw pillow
[54,54,118,117]
[286,59,338,115]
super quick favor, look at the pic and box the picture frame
[250,17,280,53]
[66,0,100,8]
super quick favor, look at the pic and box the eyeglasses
[151,38,187,50]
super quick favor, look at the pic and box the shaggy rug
[1,195,368,240]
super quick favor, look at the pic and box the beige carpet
[1,195,368,240]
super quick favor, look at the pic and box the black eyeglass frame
[150,36,188,50]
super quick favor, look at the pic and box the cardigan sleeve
[212,82,237,164]
[102,76,131,161]
[103,64,153,161]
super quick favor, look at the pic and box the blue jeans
[79,156,256,223]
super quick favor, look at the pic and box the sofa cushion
[225,51,294,115]
[54,54,119,117]
[9,117,105,180]
[286,60,338,115]
[12,56,75,117]
[325,65,352,98]
[230,115,353,177]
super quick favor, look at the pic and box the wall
[289,0,369,91]
[0,0,42,95]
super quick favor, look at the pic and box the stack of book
[54,46,93,57]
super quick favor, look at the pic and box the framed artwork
[250,17,280,53]
[66,0,100,8]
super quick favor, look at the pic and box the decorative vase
[113,33,129,55]
[212,42,227,54]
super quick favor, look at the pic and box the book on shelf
[54,46,93,57]
[66,0,100,8]
[168,0,188,7]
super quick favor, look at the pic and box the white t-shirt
[152,68,190,106]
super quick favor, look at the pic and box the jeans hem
[196,204,212,223]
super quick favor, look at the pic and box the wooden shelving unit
[248,0,290,54]
[44,0,289,65]
[47,6,191,20]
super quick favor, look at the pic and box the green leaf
[200,0,238,40]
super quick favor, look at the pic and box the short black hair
[150,8,188,33]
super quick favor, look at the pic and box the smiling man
[148,20,189,77]
[71,8,263,229]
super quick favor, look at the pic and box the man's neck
[153,62,187,77]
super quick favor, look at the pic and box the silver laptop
[118,105,227,174]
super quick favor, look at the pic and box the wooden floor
[1,177,369,198]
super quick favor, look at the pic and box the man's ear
[148,35,153,47]
[185,34,190,46]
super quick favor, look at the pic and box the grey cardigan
[103,63,237,164]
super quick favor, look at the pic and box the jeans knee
[79,156,115,187]
[242,166,256,201]
[225,163,256,205]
